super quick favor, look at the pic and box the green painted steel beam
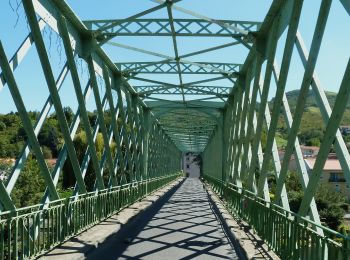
[165,1,186,104]
[84,18,261,39]
[109,42,239,77]
[6,63,69,195]
[134,85,231,95]
[102,65,127,183]
[0,19,46,91]
[145,100,225,109]
[116,61,241,75]
[257,0,303,204]
[247,17,280,201]
[298,58,350,216]
[151,0,253,36]
[0,41,60,202]
[340,0,350,15]
[57,14,106,190]
[23,0,88,194]
[274,0,332,204]
[272,62,322,234]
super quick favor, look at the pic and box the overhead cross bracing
[81,1,260,153]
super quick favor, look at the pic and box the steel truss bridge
[0,0,349,259]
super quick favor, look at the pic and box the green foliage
[276,134,288,149]
[315,184,346,230]
[299,128,323,147]
[0,112,62,158]
[285,172,303,212]
[58,188,73,199]
[41,146,53,159]
[278,89,347,111]
[62,131,88,189]
[285,172,346,230]
[0,109,127,207]
[63,107,74,125]
[38,123,61,157]
[0,121,6,131]
[307,137,321,147]
[0,113,24,158]
[0,161,12,182]
[62,131,115,191]
[272,90,350,147]
[11,157,45,207]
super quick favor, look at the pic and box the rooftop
[304,158,342,171]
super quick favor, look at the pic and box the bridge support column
[218,112,226,195]
[142,108,151,194]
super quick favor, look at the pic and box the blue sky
[0,0,349,113]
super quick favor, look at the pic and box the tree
[0,121,6,131]
[62,131,107,191]
[315,184,346,230]
[62,131,87,189]
[41,145,53,159]
[63,107,74,125]
[11,156,45,207]
[38,124,60,157]
[285,172,346,230]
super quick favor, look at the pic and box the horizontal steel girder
[116,62,241,75]
[133,85,231,98]
[145,100,225,109]
[84,19,261,38]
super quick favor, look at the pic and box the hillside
[270,90,350,148]
[280,89,350,110]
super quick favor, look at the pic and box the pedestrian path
[88,178,239,259]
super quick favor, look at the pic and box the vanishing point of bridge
[0,0,350,259]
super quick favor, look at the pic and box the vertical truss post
[274,0,332,204]
[299,58,350,216]
[102,65,126,184]
[86,56,118,186]
[112,77,133,182]
[219,110,225,192]
[257,0,303,206]
[57,14,106,190]
[124,91,140,181]
[241,56,262,186]
[233,70,253,188]
[131,94,142,181]
[227,88,239,181]
[142,108,151,193]
[295,31,350,196]
[231,80,244,188]
[248,16,280,202]
[272,63,322,233]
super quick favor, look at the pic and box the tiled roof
[304,158,342,171]
[300,145,320,151]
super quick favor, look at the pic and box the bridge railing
[0,173,182,259]
[204,174,350,259]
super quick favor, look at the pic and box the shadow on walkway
[87,178,239,260]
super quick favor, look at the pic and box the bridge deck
[88,178,239,259]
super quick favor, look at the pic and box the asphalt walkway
[87,178,239,259]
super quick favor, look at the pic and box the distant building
[340,126,350,135]
[300,145,319,157]
[304,158,350,200]
[0,172,6,181]
[278,150,298,172]
[183,153,200,178]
